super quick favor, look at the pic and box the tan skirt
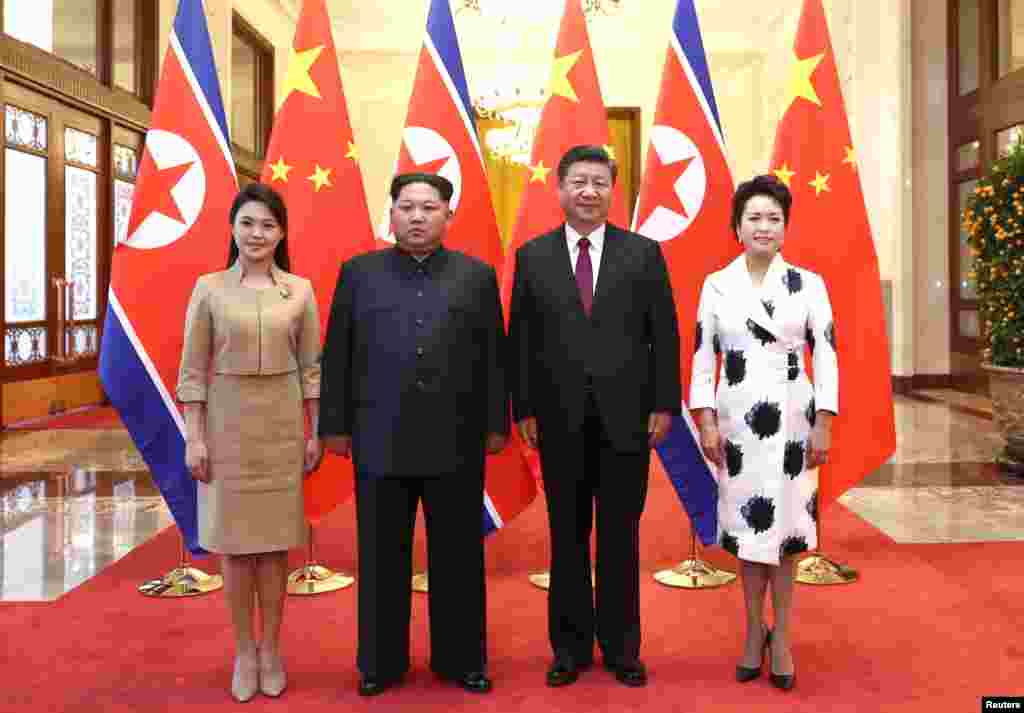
[199,371,306,554]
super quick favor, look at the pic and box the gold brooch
[278,284,291,299]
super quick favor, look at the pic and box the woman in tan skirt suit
[177,183,322,702]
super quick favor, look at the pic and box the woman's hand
[693,409,723,468]
[186,440,210,483]
[806,417,832,469]
[304,437,324,476]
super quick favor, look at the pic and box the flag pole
[138,530,222,597]
[287,523,354,595]
[654,529,736,589]
[795,501,858,585]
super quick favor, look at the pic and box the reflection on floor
[1,394,1022,600]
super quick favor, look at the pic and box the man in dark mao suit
[509,146,681,688]
[319,173,507,697]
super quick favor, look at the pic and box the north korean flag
[99,0,237,554]
[633,0,740,546]
[383,0,537,534]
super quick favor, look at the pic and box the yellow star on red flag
[529,161,552,184]
[773,163,796,187]
[548,50,583,103]
[809,170,831,196]
[784,51,825,111]
[308,164,332,192]
[283,45,325,101]
[842,145,857,171]
[345,141,360,163]
[268,157,292,183]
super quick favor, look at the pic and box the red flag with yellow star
[769,0,895,508]
[499,0,628,485]
[501,0,629,298]
[261,0,376,524]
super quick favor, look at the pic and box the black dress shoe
[454,672,492,693]
[769,636,795,691]
[604,659,647,687]
[546,658,590,687]
[736,628,772,683]
[358,675,401,697]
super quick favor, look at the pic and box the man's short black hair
[557,145,618,184]
[390,172,454,202]
[731,174,792,237]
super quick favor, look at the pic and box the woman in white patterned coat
[690,175,838,691]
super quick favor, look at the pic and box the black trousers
[355,471,487,680]
[538,390,651,666]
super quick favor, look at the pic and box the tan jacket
[176,262,321,402]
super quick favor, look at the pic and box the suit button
[416,346,424,357]
[417,290,424,297]
[415,318,424,327]
[416,380,425,390]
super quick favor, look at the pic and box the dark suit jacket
[508,223,681,453]
[319,246,508,477]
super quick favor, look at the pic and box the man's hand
[517,417,538,449]
[323,435,352,458]
[304,437,324,476]
[186,440,210,483]
[486,433,507,454]
[648,411,672,448]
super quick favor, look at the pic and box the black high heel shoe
[769,637,796,691]
[735,628,771,682]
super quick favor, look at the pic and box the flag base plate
[412,573,429,593]
[528,570,597,590]
[139,566,223,597]
[795,554,858,585]
[286,564,354,595]
[654,558,737,589]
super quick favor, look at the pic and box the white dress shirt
[565,222,606,296]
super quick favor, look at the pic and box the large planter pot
[982,362,1024,474]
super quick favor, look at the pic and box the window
[2,1,155,101]
[231,16,274,159]
[959,0,980,93]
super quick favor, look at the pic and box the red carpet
[0,461,1021,712]
[6,406,123,430]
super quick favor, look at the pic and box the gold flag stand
[796,506,858,585]
[138,532,223,597]
[528,571,552,590]
[287,524,354,595]
[654,530,736,589]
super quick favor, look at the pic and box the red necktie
[576,237,593,317]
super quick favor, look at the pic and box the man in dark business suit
[509,145,681,688]
[319,173,507,697]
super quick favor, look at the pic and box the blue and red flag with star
[382,0,537,533]
[260,0,377,524]
[99,0,237,554]
[632,0,740,545]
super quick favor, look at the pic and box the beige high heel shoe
[259,652,287,698]
[231,653,259,703]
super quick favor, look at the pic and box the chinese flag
[502,0,629,297]
[769,0,895,508]
[260,0,377,524]
[501,0,628,483]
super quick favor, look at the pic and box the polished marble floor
[0,394,1021,601]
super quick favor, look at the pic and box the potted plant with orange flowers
[963,135,1024,473]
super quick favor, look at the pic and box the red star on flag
[126,150,193,237]
[398,140,450,176]
[637,151,694,227]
